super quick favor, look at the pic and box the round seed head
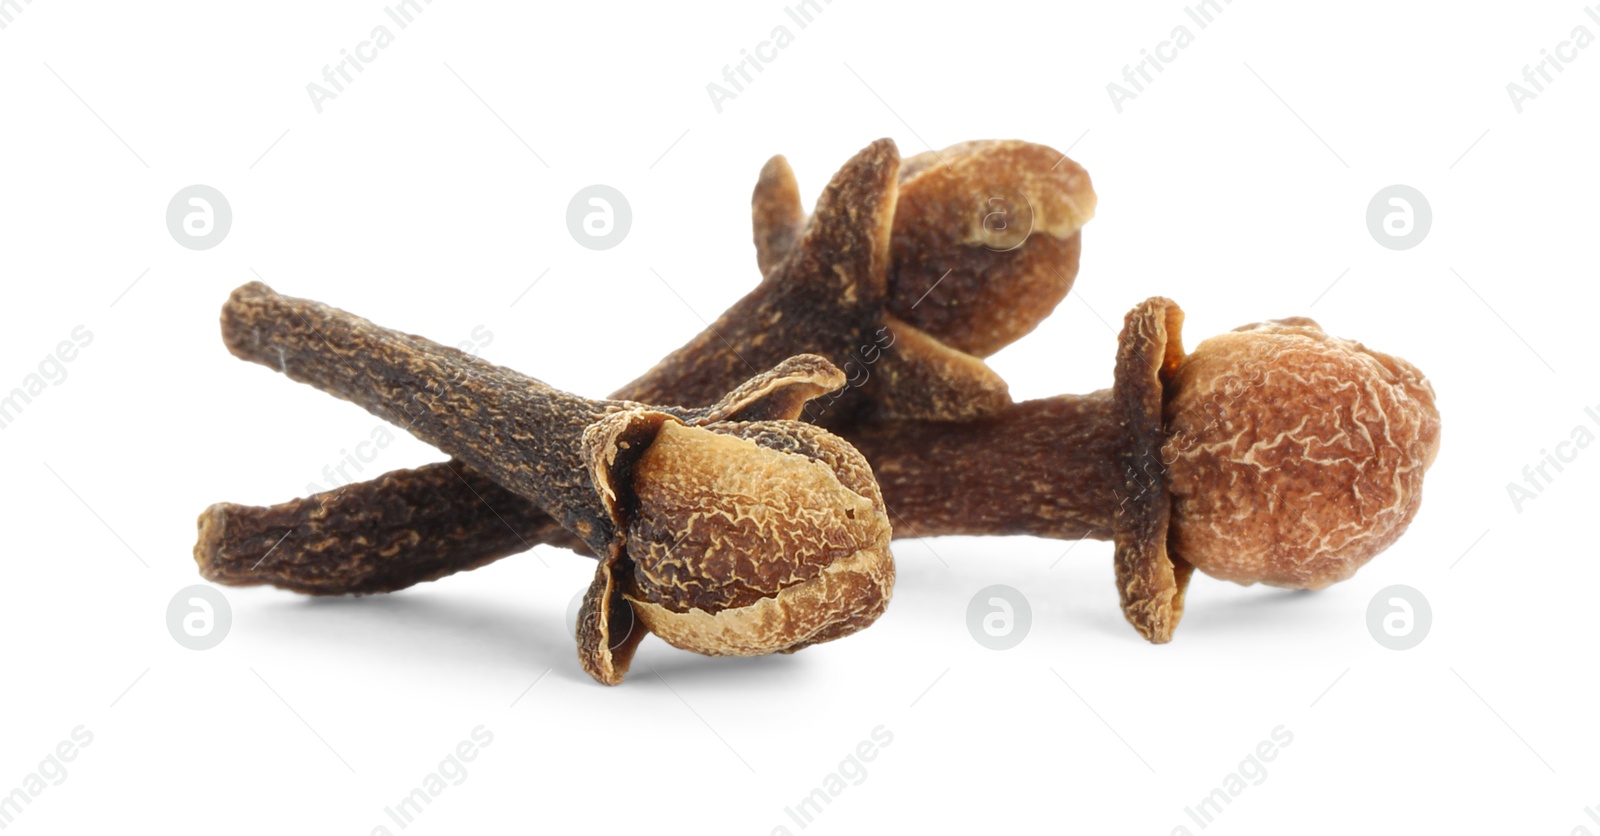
[1162,318,1441,589]
[623,420,895,655]
[889,139,1097,358]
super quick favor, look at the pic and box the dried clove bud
[210,283,893,684]
[893,140,1095,356]
[754,139,1096,360]
[608,420,892,657]
[198,137,1095,595]
[851,298,1441,641]
[1161,316,1441,590]
[616,137,1016,423]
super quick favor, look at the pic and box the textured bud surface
[1163,320,1440,589]
[623,421,894,655]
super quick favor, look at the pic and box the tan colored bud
[1163,318,1441,589]
[624,421,894,656]
[578,408,894,684]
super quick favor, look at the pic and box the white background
[2,1,1595,833]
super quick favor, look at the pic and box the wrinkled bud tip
[1162,319,1440,589]
[623,420,895,656]
[888,139,1097,358]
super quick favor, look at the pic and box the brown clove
[197,137,1095,594]
[850,298,1440,641]
[214,282,895,684]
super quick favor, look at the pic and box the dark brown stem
[198,394,1125,593]
[196,463,585,595]
[848,392,1122,540]
[222,282,618,552]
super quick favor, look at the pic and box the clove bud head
[579,408,894,683]
[1163,318,1441,590]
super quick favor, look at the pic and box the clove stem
[223,281,616,552]
[848,392,1123,540]
[196,463,583,595]
[198,391,1128,593]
